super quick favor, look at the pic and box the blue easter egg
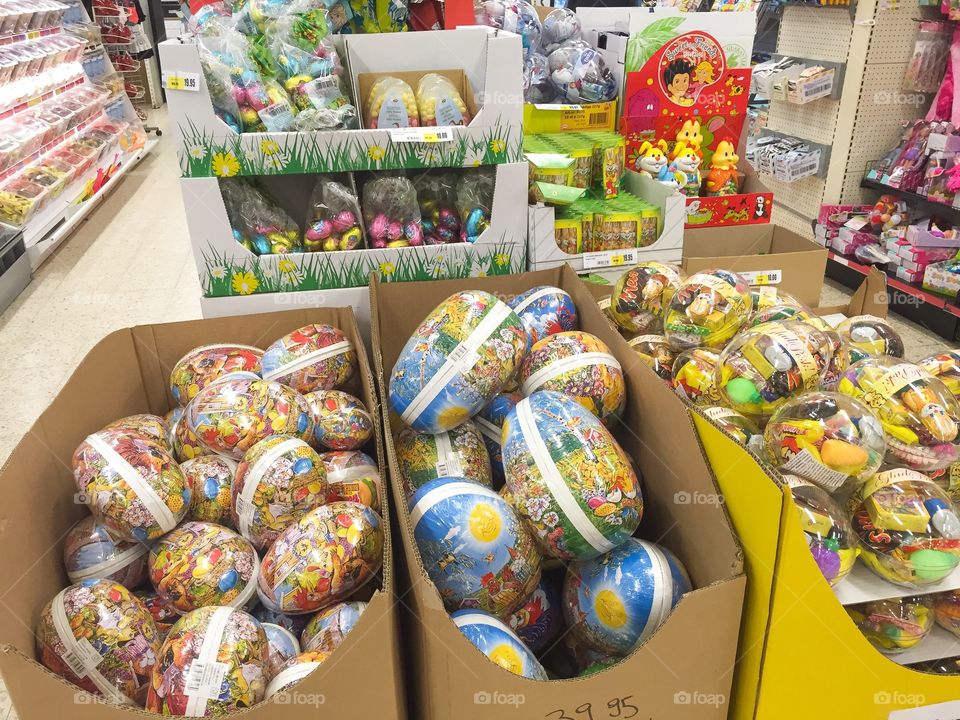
[507,285,578,347]
[253,235,271,254]
[452,609,548,679]
[465,207,485,236]
[219,569,239,591]
[475,391,522,486]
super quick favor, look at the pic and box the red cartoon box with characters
[619,29,772,229]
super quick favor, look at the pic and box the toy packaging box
[0,308,404,720]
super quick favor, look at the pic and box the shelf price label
[739,269,782,286]
[163,72,200,92]
[388,127,454,144]
[582,248,640,270]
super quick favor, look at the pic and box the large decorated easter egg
[172,412,215,463]
[232,435,327,550]
[502,391,642,560]
[563,538,691,656]
[258,502,384,614]
[251,605,311,637]
[146,606,268,715]
[507,571,564,654]
[102,414,173,454]
[36,579,161,705]
[72,429,190,542]
[672,348,721,405]
[664,269,751,351]
[609,261,683,334]
[782,475,858,586]
[932,589,960,638]
[181,455,237,526]
[300,601,367,653]
[321,451,381,513]
[475,391,522,486]
[185,378,315,460]
[507,285,578,346]
[520,331,625,424]
[411,478,542,615]
[136,589,178,638]
[837,315,904,362]
[63,515,148,587]
[170,343,264,406]
[263,623,301,679]
[264,651,330,699]
[389,291,527,434]
[846,596,933,654]
[261,324,357,395]
[451,610,548,680]
[305,389,374,450]
[395,421,492,500]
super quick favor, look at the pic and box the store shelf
[861,178,960,224]
[0,74,85,121]
[0,111,104,183]
[893,625,960,666]
[0,25,60,46]
[834,562,960,606]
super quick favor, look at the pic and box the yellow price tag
[610,254,626,266]
[165,75,186,91]
[27,96,41,107]
[26,30,39,39]
[753,273,769,284]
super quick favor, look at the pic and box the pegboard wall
[766,98,840,146]
[772,203,816,240]
[776,6,852,62]
[761,173,828,220]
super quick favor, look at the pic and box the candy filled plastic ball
[321,450,381,512]
[548,41,617,104]
[411,478,541,615]
[102,414,173,454]
[750,286,805,314]
[261,324,357,395]
[563,539,691,656]
[507,285,578,347]
[304,389,373,450]
[805,316,849,390]
[452,609,548,679]
[63,515,148,587]
[170,343,264,407]
[389,291,527,434]
[664,270,751,351]
[764,392,885,494]
[502,1,542,57]
[850,468,960,587]
[520,331,625,425]
[783,475,858,585]
[846,596,933,654]
[395,420,492,500]
[628,334,675,382]
[672,348,722,405]
[837,315,904,363]
[523,52,555,104]
[541,7,581,53]
[263,622,301,679]
[147,606,268,714]
[749,303,815,328]
[182,455,237,526]
[920,350,960,399]
[506,571,564,654]
[610,262,683,335]
[701,406,764,454]
[300,601,367,653]
[264,651,330,699]
[837,357,960,470]
[73,429,190,542]
[933,590,960,638]
[503,391,642,560]
[36,579,161,705]
[475,391,522,487]
[258,502,384,614]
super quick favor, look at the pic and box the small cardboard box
[924,261,960,298]
[684,163,774,229]
[682,224,828,307]
[905,223,960,249]
[813,266,888,324]
[0,309,405,720]
[370,266,745,720]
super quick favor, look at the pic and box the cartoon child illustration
[663,58,695,107]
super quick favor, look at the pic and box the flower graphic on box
[416,145,443,165]
[260,139,281,156]
[189,144,205,160]
[378,261,396,277]
[212,151,240,177]
[231,270,259,294]
[211,266,227,279]
[489,138,505,155]
[368,145,385,162]
[464,145,484,167]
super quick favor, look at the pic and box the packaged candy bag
[456,169,495,243]
[221,178,303,255]
[304,175,365,251]
[548,39,617,104]
[363,175,423,248]
[366,76,418,128]
[414,173,461,244]
[416,73,470,127]
[196,38,242,132]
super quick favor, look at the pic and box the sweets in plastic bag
[221,178,303,255]
[456,169,495,243]
[524,52,555,104]
[304,175,365,251]
[415,172,461,244]
[366,76,418,129]
[363,174,423,248]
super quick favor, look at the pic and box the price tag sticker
[163,72,200,92]
[739,269,782,285]
[184,660,229,699]
[582,248,640,270]
[26,30,39,40]
[388,127,454,144]
[533,103,582,111]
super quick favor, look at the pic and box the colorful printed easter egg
[185,378,315,460]
[63,515,148,587]
[782,475,858,586]
[264,651,330,699]
[181,455,237,526]
[258,502,384,615]
[411,478,542,615]
[72,429,190,542]
[36,579,161,705]
[395,421,492,501]
[846,596,933,654]
[146,606,268,715]
[920,350,960,399]
[475,391,522,486]
[261,324,357,394]
[102,414,173,454]
[664,269,751,351]
[609,262,683,334]
[701,406,765,454]
[251,605,311,637]
[232,435,327,550]
[389,291,527,434]
[170,343,264,407]
[300,601,367,653]
[321,451,381,513]
[172,413,215,463]
[520,331,625,425]
[837,315,905,362]
[933,590,960,638]
[165,407,183,438]
[263,623,301,679]
[507,571,564,654]
[671,348,721,406]
[305,389,374,450]
[451,610,548,680]
[628,335,675,382]
[507,285,578,346]
[149,521,259,614]
[563,538,691,656]
[502,391,642,561]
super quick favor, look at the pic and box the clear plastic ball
[837,315,905,363]
[783,475,858,585]
[664,269,751,351]
[846,596,934,654]
[541,8,581,53]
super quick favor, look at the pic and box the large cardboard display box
[0,309,404,720]
[370,266,746,720]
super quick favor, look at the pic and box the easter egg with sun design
[507,285,578,346]
[452,610,548,680]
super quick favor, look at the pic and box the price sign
[739,269,782,285]
[533,103,582,111]
[582,248,640,270]
[26,30,39,40]
[388,127,454,143]
[163,72,201,92]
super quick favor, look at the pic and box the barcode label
[184,660,229,699]
[62,637,102,677]
[258,102,294,132]
[582,248,640,270]
[782,448,848,490]
[588,112,610,126]
[236,495,255,524]
[533,104,582,111]
[449,343,481,372]
[740,269,783,285]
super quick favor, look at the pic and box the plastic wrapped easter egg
[452,609,549,679]
[520,331,626,425]
[264,651,330,699]
[305,389,374,451]
[846,596,933,654]
[63,516,148,587]
[103,414,173,454]
[628,335,675,382]
[149,521,259,614]
[36,579,161,705]
[170,344,264,407]
[475,391,522,486]
[672,348,722,406]
[136,589,178,638]
[804,316,849,390]
[251,605,311,637]
[395,420,492,501]
[300,601,367,653]
[610,262,683,334]
[263,623,301,679]
[411,478,542,615]
[261,324,357,395]
[185,378,315,460]
[749,286,805,314]
[850,468,960,587]
[507,571,564,654]
[837,315,904,363]
[664,270,751,351]
[181,455,237,526]
[701,406,765,454]
[502,391,642,560]
[146,606,268,715]
[232,435,327,551]
[837,357,960,470]
[507,285,578,347]
[389,291,527,434]
[764,392,885,494]
[541,7,581,53]
[321,451,381,513]
[716,321,835,425]
[920,350,960,399]
[933,590,960,638]
[564,539,691,655]
[782,475,858,586]
[73,429,190,542]
[749,303,815,328]
[171,411,215,463]
[258,502,384,614]
[548,40,617,103]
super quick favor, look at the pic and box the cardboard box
[924,261,960,298]
[356,68,478,129]
[905,223,960,249]
[370,266,746,720]
[0,309,404,720]
[682,224,828,307]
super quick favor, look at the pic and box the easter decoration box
[0,308,405,720]
[369,265,746,719]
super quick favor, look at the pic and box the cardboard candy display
[837,315,905,363]
[664,270,752,351]
[846,596,934,654]
[182,455,238,526]
[451,609,549,680]
[304,389,374,450]
[395,421,492,501]
[701,406,764,454]
[102,414,174,454]
[671,348,722,406]
[264,650,330,699]
[609,262,683,335]
[62,515,149,587]
[321,450,382,513]
[475,391,522,487]
[506,570,564,655]
[783,476,858,586]
[300,600,367,652]
[628,334,676,382]
[263,622,301,679]
[261,324,357,395]
[507,285,578,347]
